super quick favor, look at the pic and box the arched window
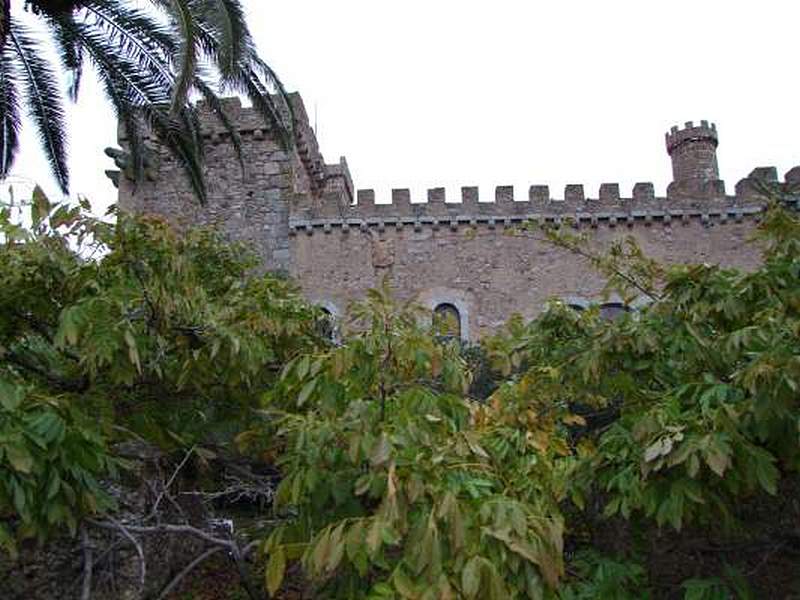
[599,302,630,322]
[433,303,461,340]
[317,307,338,342]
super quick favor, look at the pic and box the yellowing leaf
[562,414,587,427]
[6,444,34,474]
[704,446,730,477]
[265,545,286,597]
[366,518,382,556]
[461,556,482,599]
[297,379,317,407]
[370,433,392,467]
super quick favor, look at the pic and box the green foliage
[2,185,798,599]
[252,285,565,599]
[0,192,320,550]
[681,564,753,600]
[490,204,800,536]
[0,378,118,558]
[558,552,649,599]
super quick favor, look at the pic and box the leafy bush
[253,286,565,598]
[2,189,798,598]
[0,378,117,557]
[0,191,322,554]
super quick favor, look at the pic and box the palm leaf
[0,38,21,178]
[9,20,69,194]
[193,75,244,171]
[56,12,206,201]
[81,0,175,90]
[185,1,293,144]
[46,15,84,102]
[195,0,249,83]
[163,0,198,114]
[0,0,9,49]
[85,34,206,201]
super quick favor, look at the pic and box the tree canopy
[1,191,798,598]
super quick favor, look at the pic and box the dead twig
[156,546,224,600]
[148,445,196,520]
[105,517,146,596]
[81,525,93,600]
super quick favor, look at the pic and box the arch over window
[417,288,472,341]
[599,302,631,322]
[433,303,462,340]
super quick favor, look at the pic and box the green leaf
[393,567,419,598]
[31,185,51,228]
[345,521,363,562]
[6,443,34,474]
[0,380,24,411]
[265,545,286,597]
[0,524,18,560]
[296,355,310,379]
[462,556,482,599]
[297,379,317,408]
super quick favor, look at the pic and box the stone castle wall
[115,95,800,339]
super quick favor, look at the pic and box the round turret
[665,120,719,184]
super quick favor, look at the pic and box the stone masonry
[115,94,800,340]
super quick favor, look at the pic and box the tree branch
[4,349,89,392]
[103,517,146,595]
[81,525,93,600]
[147,444,195,520]
[155,546,224,600]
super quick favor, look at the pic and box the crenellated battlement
[665,120,718,155]
[288,169,799,236]
[308,169,796,218]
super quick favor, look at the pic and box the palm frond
[9,20,69,194]
[182,1,293,144]
[1,0,9,49]
[194,75,244,171]
[0,38,21,178]
[81,0,175,90]
[195,0,249,83]
[241,69,292,149]
[163,0,198,114]
[57,12,206,201]
[45,14,84,101]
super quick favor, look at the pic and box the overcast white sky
[7,0,800,210]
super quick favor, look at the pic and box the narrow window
[318,307,337,342]
[433,303,461,339]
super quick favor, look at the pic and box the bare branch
[81,525,93,600]
[89,519,235,550]
[148,444,196,519]
[104,517,146,596]
[155,546,224,600]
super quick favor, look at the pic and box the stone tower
[665,120,724,199]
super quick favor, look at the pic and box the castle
[114,93,799,340]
